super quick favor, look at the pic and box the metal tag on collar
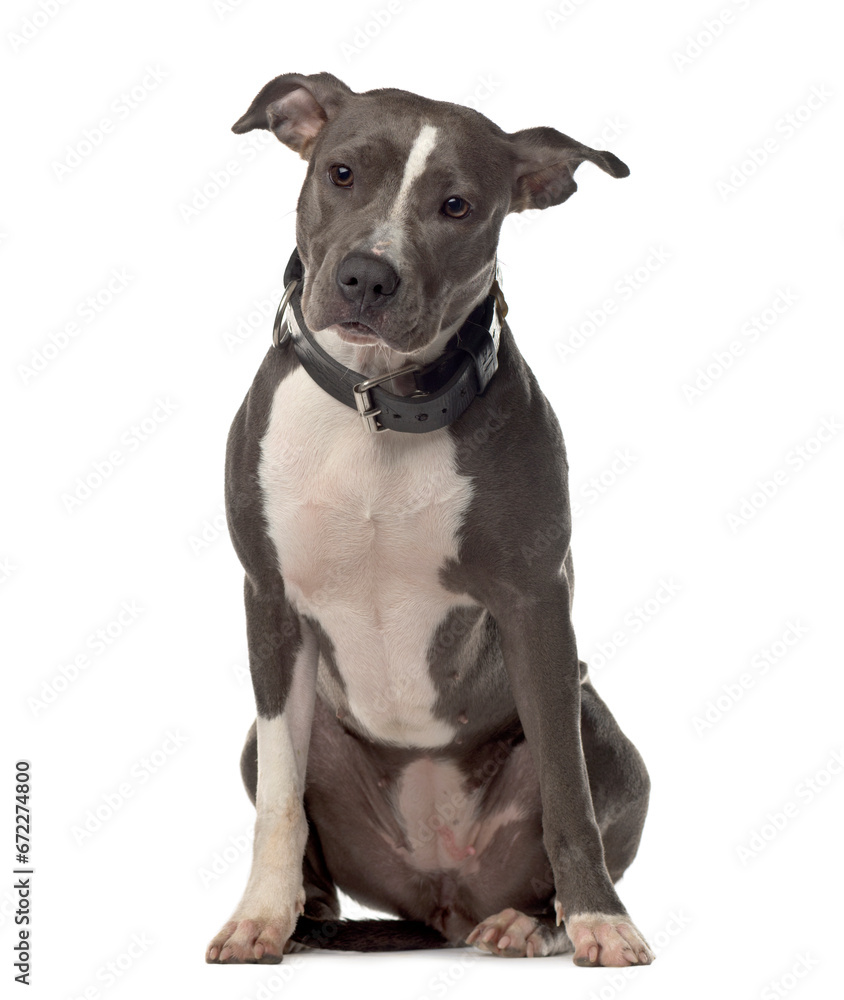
[353,363,421,433]
[272,278,299,348]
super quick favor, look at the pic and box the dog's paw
[561,909,654,967]
[206,907,301,964]
[466,908,563,958]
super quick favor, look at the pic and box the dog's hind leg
[578,676,651,884]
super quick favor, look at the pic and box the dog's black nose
[336,254,399,306]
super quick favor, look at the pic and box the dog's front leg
[493,574,654,967]
[206,582,317,964]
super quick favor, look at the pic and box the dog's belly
[305,696,548,931]
[259,365,478,747]
[393,756,529,871]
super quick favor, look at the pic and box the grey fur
[212,72,651,963]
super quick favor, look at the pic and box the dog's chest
[258,365,477,747]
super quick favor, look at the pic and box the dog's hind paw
[563,910,655,967]
[205,916,295,964]
[465,908,568,958]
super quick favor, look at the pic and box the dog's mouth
[334,321,381,345]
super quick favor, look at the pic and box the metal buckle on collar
[272,278,299,348]
[353,363,422,433]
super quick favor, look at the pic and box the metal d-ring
[272,278,299,349]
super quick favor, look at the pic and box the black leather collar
[275,249,504,434]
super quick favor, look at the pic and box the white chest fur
[258,364,477,748]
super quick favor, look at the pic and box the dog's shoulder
[224,346,301,585]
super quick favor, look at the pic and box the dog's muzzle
[272,248,506,435]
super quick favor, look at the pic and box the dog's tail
[289,915,450,952]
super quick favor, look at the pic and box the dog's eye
[329,164,354,188]
[442,196,471,219]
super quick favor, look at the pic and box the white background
[3,0,843,997]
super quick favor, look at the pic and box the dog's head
[233,72,628,356]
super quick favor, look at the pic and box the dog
[206,72,654,966]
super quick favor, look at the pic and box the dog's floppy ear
[231,72,354,159]
[508,127,629,212]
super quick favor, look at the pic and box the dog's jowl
[206,72,654,966]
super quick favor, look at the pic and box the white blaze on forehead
[368,124,439,261]
[389,123,439,219]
